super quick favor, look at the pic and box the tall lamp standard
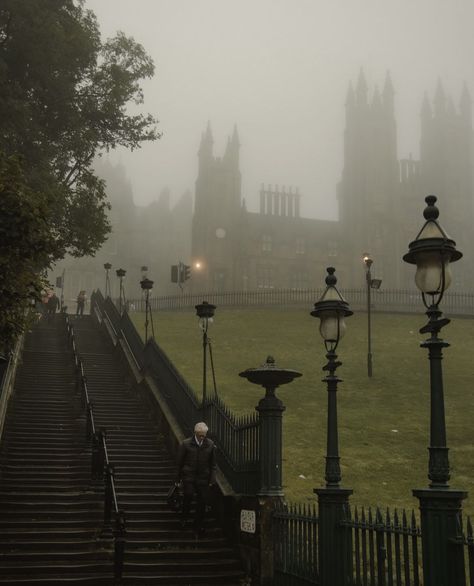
[140,277,155,342]
[363,254,374,377]
[311,267,353,586]
[195,301,216,406]
[104,263,112,298]
[403,195,466,585]
[115,268,126,314]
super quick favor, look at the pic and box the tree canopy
[0,0,160,353]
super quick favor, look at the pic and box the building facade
[191,72,473,292]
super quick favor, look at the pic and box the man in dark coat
[46,293,59,319]
[176,422,216,533]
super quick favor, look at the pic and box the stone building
[191,72,473,292]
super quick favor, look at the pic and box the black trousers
[181,481,209,527]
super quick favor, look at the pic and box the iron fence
[273,501,319,586]
[205,396,259,495]
[125,288,474,316]
[455,515,474,586]
[91,291,260,495]
[342,505,422,586]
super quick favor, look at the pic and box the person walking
[46,293,59,320]
[176,422,216,534]
[76,290,86,316]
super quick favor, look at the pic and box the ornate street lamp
[115,268,126,314]
[195,301,216,405]
[140,277,155,342]
[403,195,465,585]
[311,267,353,586]
[104,263,112,298]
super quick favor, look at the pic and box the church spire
[434,79,446,116]
[356,68,368,105]
[420,92,432,123]
[198,120,213,163]
[345,81,355,108]
[372,85,382,111]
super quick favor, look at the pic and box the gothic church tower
[338,71,400,287]
[191,122,243,291]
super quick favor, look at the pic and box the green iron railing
[273,501,319,586]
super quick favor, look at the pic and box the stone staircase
[72,315,245,585]
[0,315,110,584]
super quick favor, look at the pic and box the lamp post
[104,263,112,298]
[195,301,216,405]
[140,277,154,342]
[363,254,373,377]
[403,195,466,586]
[115,268,126,314]
[311,267,353,586]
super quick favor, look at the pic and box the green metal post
[314,350,353,586]
[413,304,467,586]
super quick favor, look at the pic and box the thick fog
[85,0,474,220]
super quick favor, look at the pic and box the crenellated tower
[338,70,400,286]
[192,122,243,291]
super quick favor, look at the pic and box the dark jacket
[177,436,217,485]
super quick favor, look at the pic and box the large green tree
[0,0,159,352]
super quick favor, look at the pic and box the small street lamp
[311,267,353,586]
[140,277,155,342]
[403,195,465,585]
[195,301,216,405]
[104,263,112,298]
[363,254,373,377]
[115,268,126,314]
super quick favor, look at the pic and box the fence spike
[376,507,382,524]
[402,509,408,531]
[467,516,473,538]
[368,507,373,525]
[354,506,359,523]
[386,507,391,528]
[394,509,400,528]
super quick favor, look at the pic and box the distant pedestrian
[46,293,59,319]
[176,422,216,534]
[76,290,86,316]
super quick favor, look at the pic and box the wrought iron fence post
[239,356,301,585]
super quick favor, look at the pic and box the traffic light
[171,265,179,283]
[183,264,191,281]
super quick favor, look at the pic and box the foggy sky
[85,0,474,220]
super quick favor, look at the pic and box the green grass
[131,307,474,515]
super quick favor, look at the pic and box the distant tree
[0,0,160,351]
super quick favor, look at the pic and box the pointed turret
[460,83,472,120]
[226,124,240,167]
[433,79,446,116]
[420,92,432,121]
[356,69,368,105]
[198,120,213,162]
[345,81,355,108]
[372,85,382,111]
[383,71,395,112]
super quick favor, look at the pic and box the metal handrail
[65,316,126,580]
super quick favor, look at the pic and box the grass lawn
[130,307,474,515]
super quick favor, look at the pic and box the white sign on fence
[240,509,256,534]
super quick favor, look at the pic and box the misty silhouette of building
[52,159,193,303]
[192,72,473,292]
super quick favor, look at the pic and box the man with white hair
[176,421,217,534]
